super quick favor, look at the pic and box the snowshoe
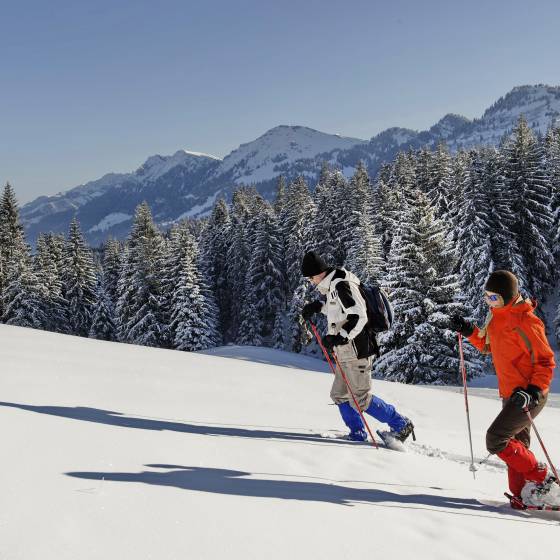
[391,418,416,443]
[376,429,407,452]
[520,474,560,509]
[505,491,560,511]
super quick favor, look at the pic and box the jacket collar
[490,294,535,316]
[316,269,337,295]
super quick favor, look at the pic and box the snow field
[1,324,559,560]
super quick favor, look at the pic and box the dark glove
[323,334,348,352]
[302,300,323,321]
[510,385,542,410]
[449,315,475,337]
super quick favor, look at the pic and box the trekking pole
[458,333,477,479]
[523,407,560,485]
[309,321,378,449]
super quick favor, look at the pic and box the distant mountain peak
[429,114,471,139]
[20,83,560,246]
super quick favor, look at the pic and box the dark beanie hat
[301,251,330,277]
[484,270,519,304]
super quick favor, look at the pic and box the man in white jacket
[301,251,414,443]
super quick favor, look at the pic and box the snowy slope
[1,324,559,560]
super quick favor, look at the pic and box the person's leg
[487,394,548,484]
[507,423,533,496]
[337,357,373,412]
[330,366,365,438]
[337,356,410,434]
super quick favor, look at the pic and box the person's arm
[467,326,491,354]
[518,317,555,392]
[336,281,368,340]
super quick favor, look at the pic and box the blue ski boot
[365,396,415,442]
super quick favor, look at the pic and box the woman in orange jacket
[451,270,559,508]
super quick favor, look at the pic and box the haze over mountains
[20,84,560,245]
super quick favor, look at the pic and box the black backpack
[359,283,394,333]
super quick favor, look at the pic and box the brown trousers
[486,393,548,454]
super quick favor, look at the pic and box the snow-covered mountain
[1,323,559,559]
[20,84,560,245]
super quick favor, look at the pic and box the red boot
[497,439,547,484]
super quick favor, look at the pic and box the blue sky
[1,0,559,203]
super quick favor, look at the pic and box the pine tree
[311,169,347,267]
[242,204,284,344]
[34,233,68,332]
[503,116,554,296]
[102,238,121,309]
[200,199,232,339]
[115,244,133,341]
[62,218,97,337]
[89,274,117,341]
[273,175,287,215]
[544,126,560,264]
[375,187,482,384]
[286,281,313,353]
[227,189,253,342]
[455,151,496,322]
[117,202,165,346]
[343,162,382,283]
[283,177,315,296]
[427,142,453,219]
[0,182,26,318]
[170,224,218,351]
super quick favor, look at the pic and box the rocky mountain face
[21,84,560,245]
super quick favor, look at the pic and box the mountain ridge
[20,83,560,245]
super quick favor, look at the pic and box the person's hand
[510,385,542,410]
[449,315,475,337]
[301,300,323,321]
[323,334,348,352]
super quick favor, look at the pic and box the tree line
[1,115,559,384]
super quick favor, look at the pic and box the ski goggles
[484,292,502,303]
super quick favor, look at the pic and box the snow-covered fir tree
[426,142,453,219]
[376,187,482,383]
[455,151,495,322]
[199,199,232,340]
[283,176,315,296]
[286,281,313,353]
[169,223,218,351]
[343,162,382,283]
[311,167,347,267]
[226,189,253,342]
[102,238,121,309]
[544,126,560,264]
[0,184,44,328]
[503,115,554,296]
[240,203,284,345]
[34,233,68,332]
[117,202,165,347]
[62,218,97,337]
[89,274,117,341]
[0,182,26,318]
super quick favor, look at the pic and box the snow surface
[1,324,559,560]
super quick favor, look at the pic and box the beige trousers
[329,342,373,411]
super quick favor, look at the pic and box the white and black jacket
[316,268,376,359]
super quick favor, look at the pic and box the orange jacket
[467,297,555,399]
